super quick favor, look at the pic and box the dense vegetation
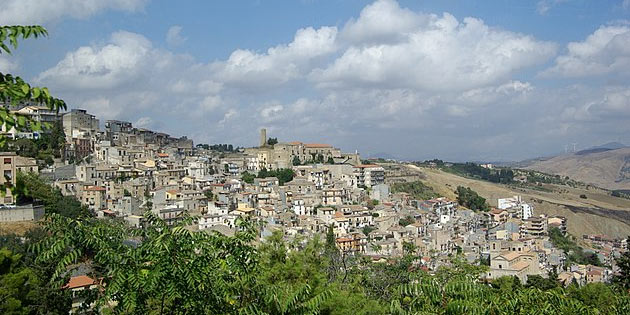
[417,160,583,189]
[455,186,489,211]
[257,168,296,185]
[3,214,630,314]
[523,170,581,187]
[241,168,295,185]
[612,190,630,199]
[549,227,602,267]
[14,172,91,218]
[390,181,440,200]
[444,163,514,184]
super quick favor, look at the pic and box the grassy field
[402,164,630,239]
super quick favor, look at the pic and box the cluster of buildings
[0,106,628,301]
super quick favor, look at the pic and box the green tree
[241,171,255,184]
[267,137,278,146]
[293,156,302,166]
[391,181,440,200]
[455,186,489,211]
[612,236,630,289]
[399,216,415,226]
[549,227,603,266]
[203,189,213,200]
[324,224,340,282]
[14,172,90,218]
[0,248,43,314]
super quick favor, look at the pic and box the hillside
[397,164,630,239]
[523,148,630,191]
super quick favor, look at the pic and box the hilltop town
[1,106,628,311]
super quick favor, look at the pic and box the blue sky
[2,0,630,161]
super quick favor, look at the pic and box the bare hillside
[524,148,630,190]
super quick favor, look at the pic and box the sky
[1,0,630,162]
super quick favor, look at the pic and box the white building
[498,196,533,220]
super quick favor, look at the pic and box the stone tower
[260,128,267,147]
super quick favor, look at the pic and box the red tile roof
[63,275,97,289]
[305,143,332,148]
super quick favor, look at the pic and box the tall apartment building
[353,164,385,187]
[62,109,100,142]
[105,120,133,146]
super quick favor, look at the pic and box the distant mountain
[589,141,628,150]
[575,148,613,155]
[525,147,630,190]
[575,142,628,155]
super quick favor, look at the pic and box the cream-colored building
[487,250,542,282]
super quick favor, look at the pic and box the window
[3,170,12,180]
[3,158,11,164]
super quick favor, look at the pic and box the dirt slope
[524,148,630,191]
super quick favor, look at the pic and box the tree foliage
[455,186,489,211]
[549,227,602,267]
[391,181,440,200]
[257,168,295,185]
[612,236,630,289]
[14,172,91,218]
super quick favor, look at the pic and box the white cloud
[340,0,429,45]
[219,109,238,125]
[81,97,120,120]
[0,55,18,72]
[37,31,153,89]
[541,24,630,77]
[0,0,147,25]
[166,25,186,46]
[200,95,222,112]
[134,116,153,128]
[34,0,630,160]
[312,11,556,91]
[587,88,630,119]
[211,26,337,89]
[259,104,284,122]
[536,0,568,15]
